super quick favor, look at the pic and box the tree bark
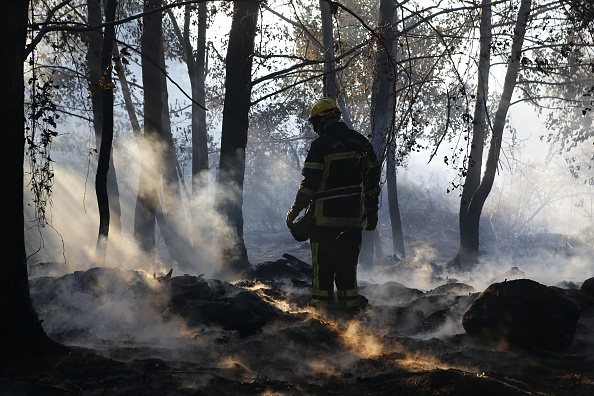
[88,0,121,242]
[217,0,259,277]
[191,3,209,186]
[95,0,118,258]
[87,0,103,142]
[0,0,50,356]
[451,0,492,268]
[134,0,163,256]
[169,3,209,185]
[168,5,210,251]
[362,0,405,265]
[387,144,405,260]
[157,35,195,273]
[113,43,142,138]
[319,0,353,128]
[453,0,531,268]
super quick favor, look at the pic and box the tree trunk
[319,0,353,128]
[157,37,195,273]
[95,0,118,259]
[169,4,209,184]
[450,0,492,268]
[217,0,259,278]
[113,43,142,138]
[191,3,209,185]
[168,4,209,250]
[134,0,162,256]
[87,0,103,143]
[387,143,405,260]
[0,0,50,356]
[88,0,121,243]
[105,140,122,235]
[362,0,405,265]
[192,3,209,249]
[452,0,531,268]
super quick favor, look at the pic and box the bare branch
[261,4,324,51]
[26,0,76,58]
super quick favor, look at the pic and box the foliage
[513,0,594,154]
[20,0,594,241]
[26,69,60,225]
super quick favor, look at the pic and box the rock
[582,277,594,297]
[463,279,581,350]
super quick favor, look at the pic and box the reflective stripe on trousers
[310,229,361,307]
[337,289,359,308]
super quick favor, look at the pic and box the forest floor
[2,229,594,395]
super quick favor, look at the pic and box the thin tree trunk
[0,0,50,355]
[192,2,209,248]
[89,0,121,247]
[168,5,209,249]
[134,0,162,256]
[87,0,103,143]
[387,143,405,260]
[452,0,492,267]
[464,0,532,252]
[453,0,531,268]
[169,4,209,185]
[362,0,404,264]
[320,0,338,100]
[158,38,195,273]
[106,142,122,235]
[319,0,353,128]
[95,0,118,258]
[217,0,259,278]
[192,3,209,184]
[113,43,141,138]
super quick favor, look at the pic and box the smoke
[341,321,384,358]
[22,111,594,386]
[31,267,193,350]
[353,160,594,292]
[25,134,247,280]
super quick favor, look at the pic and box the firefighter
[286,98,381,310]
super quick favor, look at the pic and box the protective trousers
[310,227,361,308]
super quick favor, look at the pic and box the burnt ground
[2,230,594,395]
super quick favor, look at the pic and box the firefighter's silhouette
[286,98,381,310]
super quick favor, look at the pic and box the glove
[365,210,378,231]
[286,206,302,229]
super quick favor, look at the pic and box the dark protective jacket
[292,121,381,228]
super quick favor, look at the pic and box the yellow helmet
[307,98,341,121]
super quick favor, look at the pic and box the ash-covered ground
[5,229,594,395]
